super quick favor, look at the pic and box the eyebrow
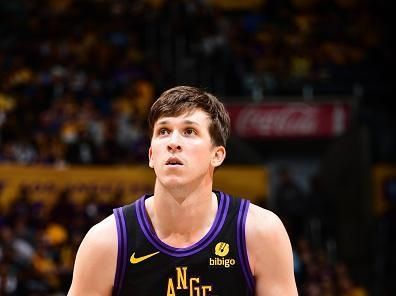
[156,120,200,126]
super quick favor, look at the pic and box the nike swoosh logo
[130,251,160,264]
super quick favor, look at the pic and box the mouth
[166,157,183,166]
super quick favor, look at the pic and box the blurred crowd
[272,168,368,296]
[0,186,116,295]
[0,0,391,165]
[294,238,367,296]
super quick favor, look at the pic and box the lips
[166,157,183,166]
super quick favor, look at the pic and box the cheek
[190,146,212,162]
[149,145,160,162]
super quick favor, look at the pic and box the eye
[184,128,196,136]
[158,128,170,135]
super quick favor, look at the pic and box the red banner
[227,102,350,138]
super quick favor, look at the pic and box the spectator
[274,167,308,241]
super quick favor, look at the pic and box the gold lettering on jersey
[209,257,236,268]
[176,267,187,289]
[167,278,176,296]
[166,266,213,296]
[209,242,236,268]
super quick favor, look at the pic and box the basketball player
[68,86,298,295]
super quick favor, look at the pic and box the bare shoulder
[85,214,117,247]
[77,214,118,258]
[246,203,286,239]
[245,203,298,295]
[68,214,118,296]
[245,203,291,272]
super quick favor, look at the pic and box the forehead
[154,109,211,127]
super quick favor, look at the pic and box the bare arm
[68,215,117,296]
[246,204,298,296]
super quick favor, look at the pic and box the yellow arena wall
[372,164,396,215]
[0,165,268,210]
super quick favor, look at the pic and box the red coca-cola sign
[227,103,350,138]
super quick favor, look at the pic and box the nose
[167,131,182,152]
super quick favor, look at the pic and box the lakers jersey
[112,191,254,296]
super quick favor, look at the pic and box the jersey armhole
[237,199,255,292]
[113,207,127,296]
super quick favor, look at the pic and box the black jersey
[112,191,254,296]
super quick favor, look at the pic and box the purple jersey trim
[136,191,230,257]
[237,199,255,292]
[113,207,127,296]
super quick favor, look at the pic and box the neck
[145,179,218,247]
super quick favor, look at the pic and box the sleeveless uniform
[112,191,254,296]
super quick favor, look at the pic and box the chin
[159,176,188,188]
[159,173,208,191]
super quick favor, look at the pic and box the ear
[148,147,154,168]
[211,146,226,167]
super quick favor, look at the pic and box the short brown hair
[148,86,230,147]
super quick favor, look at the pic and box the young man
[68,86,298,295]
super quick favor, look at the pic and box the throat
[160,231,210,248]
[145,192,219,248]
